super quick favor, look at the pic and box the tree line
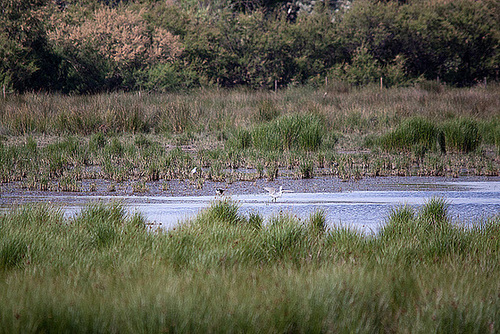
[1,0,499,94]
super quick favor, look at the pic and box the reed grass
[443,118,482,153]
[1,200,499,332]
[378,117,445,154]
[0,85,499,184]
[252,113,324,151]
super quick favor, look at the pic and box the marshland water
[2,176,499,233]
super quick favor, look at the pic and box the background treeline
[1,0,499,94]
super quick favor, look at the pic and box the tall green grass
[0,200,499,333]
[443,117,482,153]
[378,117,446,154]
[252,113,324,151]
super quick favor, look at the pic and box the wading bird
[216,188,225,196]
[264,186,292,202]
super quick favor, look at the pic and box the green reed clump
[105,137,124,157]
[324,226,368,259]
[199,198,247,227]
[227,128,252,150]
[252,113,324,151]
[307,210,327,234]
[164,146,193,176]
[378,117,445,154]
[247,212,264,230]
[263,213,308,262]
[443,118,482,153]
[379,198,468,264]
[0,204,64,270]
[72,202,148,252]
[0,238,29,270]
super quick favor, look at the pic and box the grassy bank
[0,199,499,333]
[0,85,499,189]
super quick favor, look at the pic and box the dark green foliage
[337,0,500,87]
[0,0,59,93]
[1,0,499,93]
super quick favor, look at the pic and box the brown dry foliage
[48,6,183,69]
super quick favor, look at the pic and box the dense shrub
[0,0,498,93]
[47,4,183,93]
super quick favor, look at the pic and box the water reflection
[1,180,500,234]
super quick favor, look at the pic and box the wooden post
[484,77,487,88]
[274,80,277,93]
[380,77,383,90]
[325,76,328,88]
[2,85,5,99]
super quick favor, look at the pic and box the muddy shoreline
[2,175,500,206]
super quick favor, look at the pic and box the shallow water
[1,178,499,234]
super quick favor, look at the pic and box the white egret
[264,186,293,202]
[190,167,197,175]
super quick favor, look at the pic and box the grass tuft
[252,113,324,151]
[443,117,482,153]
[378,117,445,154]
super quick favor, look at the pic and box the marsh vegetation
[0,199,499,332]
[1,85,499,192]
